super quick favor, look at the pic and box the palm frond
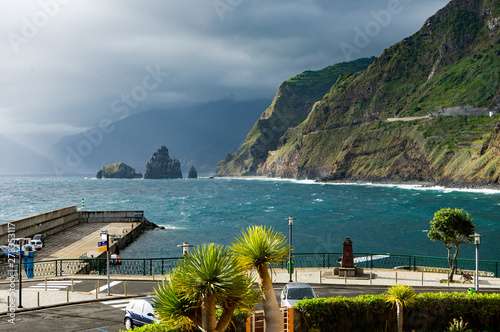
[230,225,290,269]
[385,284,416,308]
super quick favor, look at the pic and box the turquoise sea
[0,176,499,261]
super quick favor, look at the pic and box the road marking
[101,298,131,311]
[26,281,82,291]
[82,327,110,332]
[90,281,122,294]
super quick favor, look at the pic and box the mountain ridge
[216,57,376,176]
[217,0,500,187]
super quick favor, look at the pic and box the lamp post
[18,239,24,308]
[100,230,110,296]
[288,217,295,282]
[177,242,194,256]
[469,233,484,292]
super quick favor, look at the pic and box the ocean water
[1,176,499,261]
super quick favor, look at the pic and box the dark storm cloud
[1,0,449,145]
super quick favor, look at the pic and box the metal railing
[0,257,181,279]
[1,253,498,279]
[289,253,499,277]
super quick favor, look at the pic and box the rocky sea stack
[144,146,182,179]
[96,162,142,179]
[188,166,198,179]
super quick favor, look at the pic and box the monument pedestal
[333,267,364,277]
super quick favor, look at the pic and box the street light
[469,233,484,292]
[18,239,24,308]
[177,242,194,256]
[100,230,110,296]
[288,217,295,283]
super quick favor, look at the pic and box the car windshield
[287,288,315,300]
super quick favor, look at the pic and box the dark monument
[333,237,364,277]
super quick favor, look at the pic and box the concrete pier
[0,206,149,260]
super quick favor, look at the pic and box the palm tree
[385,285,416,332]
[154,243,259,332]
[231,225,290,332]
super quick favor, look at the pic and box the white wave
[216,176,500,194]
[158,224,184,230]
[325,182,500,195]
[217,176,317,185]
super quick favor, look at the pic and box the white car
[280,283,318,307]
[31,240,43,250]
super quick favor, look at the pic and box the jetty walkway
[0,206,149,261]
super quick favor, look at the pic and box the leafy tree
[230,225,290,332]
[385,285,416,332]
[427,208,475,282]
[154,243,259,332]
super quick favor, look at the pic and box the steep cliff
[243,0,500,186]
[216,58,375,176]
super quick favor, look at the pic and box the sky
[1,0,450,150]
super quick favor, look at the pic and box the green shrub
[295,292,500,331]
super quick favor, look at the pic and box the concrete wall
[0,206,80,245]
[98,221,144,258]
[80,210,145,223]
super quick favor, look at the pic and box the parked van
[31,239,43,250]
[33,234,45,242]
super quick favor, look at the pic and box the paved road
[0,301,127,332]
[2,282,494,332]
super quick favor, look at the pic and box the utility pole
[288,217,295,282]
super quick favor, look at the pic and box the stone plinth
[333,267,364,277]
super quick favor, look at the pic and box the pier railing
[0,253,498,279]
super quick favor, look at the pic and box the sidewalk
[267,267,500,288]
[1,268,499,315]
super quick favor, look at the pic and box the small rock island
[96,162,142,179]
[144,146,183,179]
[188,166,198,179]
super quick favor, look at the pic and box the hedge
[295,292,500,331]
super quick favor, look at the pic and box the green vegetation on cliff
[217,0,500,186]
[216,57,375,176]
[96,162,142,179]
[251,0,500,187]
